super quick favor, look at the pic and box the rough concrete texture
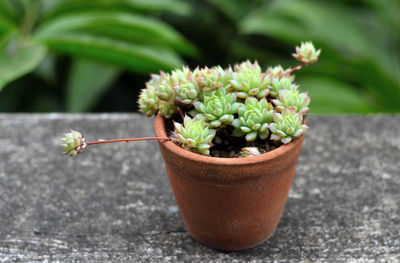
[0,114,399,262]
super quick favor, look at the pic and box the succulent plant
[193,88,240,128]
[158,100,177,118]
[266,65,289,80]
[232,97,274,142]
[269,77,298,98]
[230,61,270,99]
[141,71,178,118]
[238,147,261,158]
[195,66,233,92]
[155,76,175,101]
[174,116,216,155]
[138,85,159,117]
[272,88,310,115]
[292,41,321,65]
[269,110,308,144]
[61,130,86,157]
[170,66,200,105]
[146,73,162,87]
[65,42,321,158]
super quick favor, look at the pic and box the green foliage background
[0,0,398,114]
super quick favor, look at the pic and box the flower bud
[61,130,86,157]
[292,42,321,65]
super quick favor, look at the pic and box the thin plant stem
[286,63,306,76]
[175,102,185,120]
[86,137,172,146]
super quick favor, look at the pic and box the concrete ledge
[0,114,399,262]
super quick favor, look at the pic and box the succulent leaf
[61,130,86,157]
[269,77,298,98]
[156,76,175,101]
[158,100,177,118]
[173,116,216,155]
[195,66,233,92]
[138,85,159,117]
[171,66,200,105]
[292,41,321,65]
[142,71,178,118]
[146,73,162,87]
[238,147,261,158]
[230,61,270,99]
[266,65,289,80]
[193,88,240,128]
[272,89,310,115]
[269,110,308,144]
[233,97,274,142]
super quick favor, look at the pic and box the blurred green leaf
[240,0,400,111]
[44,33,182,72]
[0,0,18,23]
[207,0,260,21]
[123,0,191,15]
[67,58,119,112]
[0,39,46,90]
[41,0,191,18]
[0,9,18,38]
[35,11,196,55]
[298,76,377,114]
[240,0,374,54]
[0,26,16,48]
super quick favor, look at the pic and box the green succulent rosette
[138,85,159,117]
[174,116,216,155]
[61,130,86,157]
[193,87,240,128]
[230,61,270,99]
[146,73,162,87]
[195,66,233,92]
[269,109,308,144]
[143,71,177,118]
[272,89,310,115]
[266,65,289,80]
[292,41,321,65]
[171,66,200,105]
[155,75,175,101]
[232,97,274,142]
[158,100,177,118]
[269,76,298,98]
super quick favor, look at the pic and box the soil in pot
[164,116,282,158]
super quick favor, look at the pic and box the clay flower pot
[154,114,305,251]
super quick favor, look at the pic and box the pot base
[188,227,277,251]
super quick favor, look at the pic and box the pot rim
[154,114,304,166]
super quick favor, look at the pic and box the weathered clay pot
[154,114,304,251]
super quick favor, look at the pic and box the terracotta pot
[154,114,305,251]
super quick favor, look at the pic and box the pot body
[154,115,304,251]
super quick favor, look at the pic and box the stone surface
[0,114,399,262]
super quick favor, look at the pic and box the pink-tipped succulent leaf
[232,97,274,142]
[173,116,216,155]
[238,147,261,158]
[269,110,308,144]
[272,89,310,115]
